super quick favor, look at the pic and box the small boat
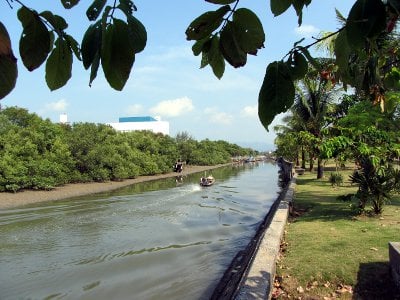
[200,175,215,187]
[245,156,256,163]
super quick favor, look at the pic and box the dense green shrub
[329,172,343,187]
[0,107,256,191]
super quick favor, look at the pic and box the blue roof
[119,116,157,123]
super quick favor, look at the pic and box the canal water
[0,162,280,300]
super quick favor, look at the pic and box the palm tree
[274,113,311,169]
[291,60,339,178]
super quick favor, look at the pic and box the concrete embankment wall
[234,177,296,299]
[211,174,296,300]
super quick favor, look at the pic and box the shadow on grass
[389,197,400,207]
[294,175,400,222]
[353,262,400,300]
[295,176,320,186]
[291,189,357,222]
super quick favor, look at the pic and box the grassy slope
[274,168,400,299]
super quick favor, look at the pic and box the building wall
[108,121,170,135]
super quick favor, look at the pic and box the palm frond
[335,8,347,26]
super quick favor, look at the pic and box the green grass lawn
[274,168,400,299]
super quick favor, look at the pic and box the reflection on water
[0,162,279,300]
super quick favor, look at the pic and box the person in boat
[200,174,215,186]
[173,159,183,173]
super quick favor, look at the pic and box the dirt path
[0,164,229,210]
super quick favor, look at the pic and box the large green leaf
[101,19,135,91]
[61,0,80,9]
[385,91,400,114]
[346,0,386,49]
[18,7,51,71]
[334,29,352,85]
[287,51,308,80]
[232,8,265,55]
[64,34,81,60]
[86,0,106,21]
[40,11,68,32]
[0,22,13,57]
[0,22,18,99]
[127,15,147,53]
[291,0,311,26]
[270,0,291,16]
[219,21,247,68]
[297,46,319,69]
[258,61,295,130]
[81,21,102,69]
[384,68,400,90]
[45,38,72,91]
[89,51,100,87]
[118,0,136,15]
[0,59,17,100]
[207,35,225,79]
[199,39,213,68]
[200,50,209,69]
[186,5,230,41]
[192,37,211,56]
[292,0,305,26]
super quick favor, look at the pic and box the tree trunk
[301,148,306,169]
[309,152,314,172]
[317,157,324,179]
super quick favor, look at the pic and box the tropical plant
[350,157,400,214]
[276,60,340,178]
[323,104,400,214]
[329,172,343,187]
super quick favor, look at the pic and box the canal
[0,162,280,300]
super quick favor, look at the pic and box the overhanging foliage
[1,0,400,133]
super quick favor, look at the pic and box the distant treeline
[0,107,258,192]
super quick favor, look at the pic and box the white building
[108,116,170,135]
[59,113,68,124]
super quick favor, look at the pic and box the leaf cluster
[2,0,400,137]
[186,1,265,79]
[0,0,147,99]
[270,0,312,26]
[185,0,400,132]
[259,0,400,130]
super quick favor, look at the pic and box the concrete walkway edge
[235,176,297,299]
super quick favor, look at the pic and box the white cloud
[44,99,68,112]
[204,107,233,125]
[149,96,194,117]
[294,24,320,38]
[241,105,258,118]
[127,104,143,115]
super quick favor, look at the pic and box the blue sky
[1,1,353,150]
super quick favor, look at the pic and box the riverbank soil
[273,168,400,299]
[0,164,228,209]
